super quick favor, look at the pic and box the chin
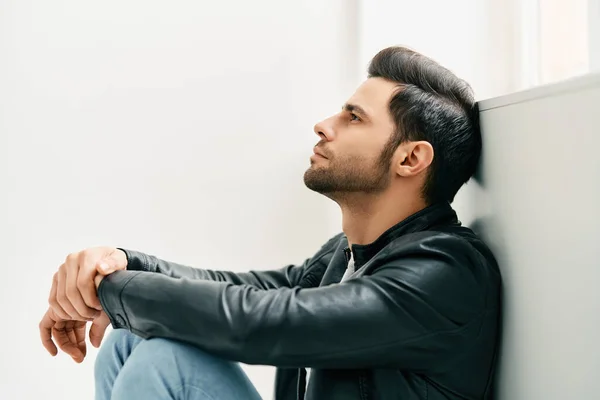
[308,162,327,170]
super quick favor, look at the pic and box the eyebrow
[342,103,371,120]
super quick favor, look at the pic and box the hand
[48,247,127,321]
[39,307,111,363]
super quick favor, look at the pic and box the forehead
[347,77,398,122]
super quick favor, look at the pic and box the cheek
[334,150,380,170]
[333,130,389,164]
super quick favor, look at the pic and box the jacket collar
[346,201,460,268]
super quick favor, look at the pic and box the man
[40,46,501,400]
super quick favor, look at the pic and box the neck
[338,190,426,248]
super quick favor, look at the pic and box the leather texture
[98,202,501,400]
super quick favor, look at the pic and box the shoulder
[382,229,497,272]
[316,232,346,255]
[304,232,345,267]
[374,230,501,310]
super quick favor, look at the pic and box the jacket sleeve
[98,236,487,370]
[118,234,342,289]
[120,248,309,290]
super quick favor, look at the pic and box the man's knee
[115,336,229,376]
[111,337,260,400]
[94,329,141,380]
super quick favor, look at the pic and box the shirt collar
[344,201,459,268]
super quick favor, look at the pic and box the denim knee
[94,329,142,382]
[110,337,262,400]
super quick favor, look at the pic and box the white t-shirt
[306,254,355,389]
[340,253,356,283]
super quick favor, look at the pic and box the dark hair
[368,46,481,204]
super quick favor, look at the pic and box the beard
[303,150,393,197]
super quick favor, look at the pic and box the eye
[350,113,361,122]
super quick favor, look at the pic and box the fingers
[54,320,85,363]
[40,308,88,363]
[67,320,87,361]
[39,309,58,356]
[74,321,87,358]
[55,254,97,320]
[89,311,111,348]
[64,253,100,318]
[79,253,102,311]
[97,248,128,275]
[56,265,85,320]
[48,272,70,320]
[50,247,125,319]
[65,320,78,347]
[96,257,119,276]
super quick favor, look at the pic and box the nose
[313,116,334,141]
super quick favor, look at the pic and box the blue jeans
[94,329,263,400]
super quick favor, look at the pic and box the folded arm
[98,243,484,370]
[120,234,341,289]
[121,248,310,289]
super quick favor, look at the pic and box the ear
[394,141,434,177]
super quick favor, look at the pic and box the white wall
[478,74,600,399]
[0,1,356,399]
[538,0,589,84]
[591,0,600,71]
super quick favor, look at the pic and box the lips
[313,147,328,159]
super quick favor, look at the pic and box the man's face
[304,77,398,197]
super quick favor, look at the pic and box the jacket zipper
[358,371,371,400]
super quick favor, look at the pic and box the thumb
[96,258,119,275]
[89,312,111,348]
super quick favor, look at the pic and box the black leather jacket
[98,202,501,400]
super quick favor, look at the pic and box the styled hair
[368,46,481,204]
